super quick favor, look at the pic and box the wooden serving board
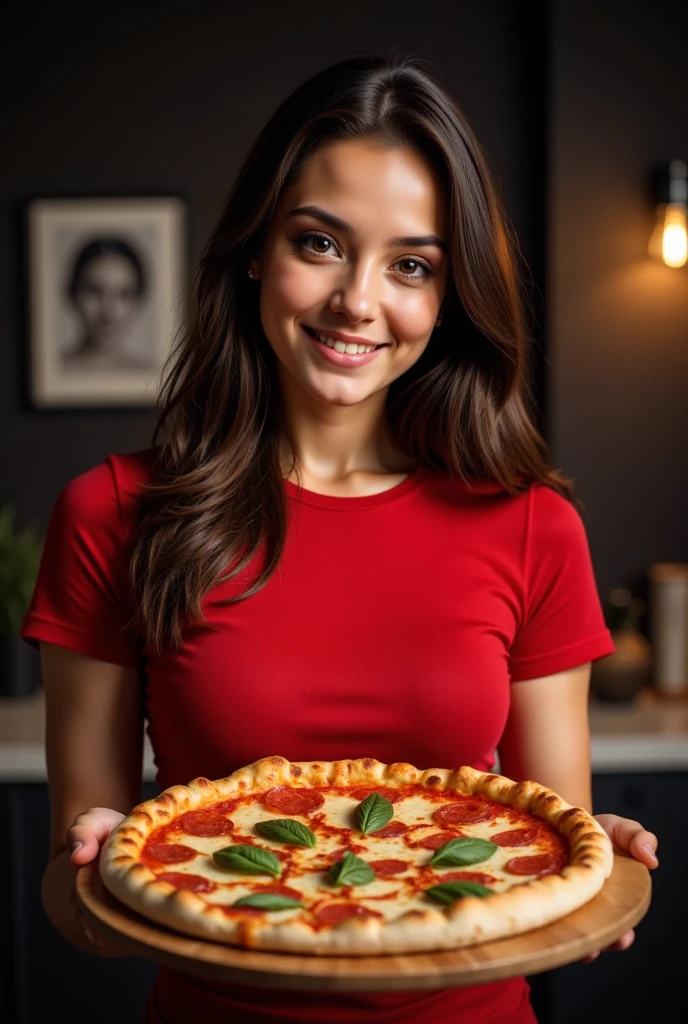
[77,853,651,992]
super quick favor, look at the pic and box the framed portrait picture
[26,195,188,407]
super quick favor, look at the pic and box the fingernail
[70,841,83,856]
[642,844,658,865]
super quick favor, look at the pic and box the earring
[248,269,254,279]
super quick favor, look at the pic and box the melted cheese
[146,789,567,923]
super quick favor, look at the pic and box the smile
[302,325,387,368]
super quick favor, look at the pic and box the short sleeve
[508,485,615,682]
[20,458,143,669]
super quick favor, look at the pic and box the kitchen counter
[1,687,687,781]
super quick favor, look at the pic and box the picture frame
[25,195,188,407]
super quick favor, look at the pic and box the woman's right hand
[67,807,127,953]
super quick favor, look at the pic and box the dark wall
[5,2,687,610]
[1,0,544,526]
[550,0,688,602]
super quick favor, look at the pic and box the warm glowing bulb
[662,203,688,267]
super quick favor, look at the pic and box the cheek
[113,298,137,321]
[75,296,101,320]
[387,290,437,343]
[262,261,323,320]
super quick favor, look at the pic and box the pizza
[99,756,614,955]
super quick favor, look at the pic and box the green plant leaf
[0,505,43,636]
[328,850,375,886]
[428,837,498,868]
[355,792,394,834]
[213,844,281,877]
[255,819,316,848]
[232,893,305,911]
[425,880,493,905]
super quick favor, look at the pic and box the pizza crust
[100,757,614,955]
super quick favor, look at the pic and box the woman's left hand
[579,813,659,963]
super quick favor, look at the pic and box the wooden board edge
[76,855,652,992]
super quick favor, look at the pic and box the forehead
[80,253,138,281]
[275,138,447,235]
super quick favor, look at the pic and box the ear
[248,258,261,280]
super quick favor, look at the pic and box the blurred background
[0,1,686,1022]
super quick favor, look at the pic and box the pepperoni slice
[252,883,303,899]
[315,903,382,926]
[349,787,403,804]
[504,854,561,877]
[264,787,324,816]
[215,799,239,813]
[434,870,496,885]
[330,845,368,863]
[432,800,493,826]
[179,810,234,837]
[491,828,539,847]
[369,859,409,878]
[156,872,217,893]
[417,831,463,850]
[146,844,198,863]
[371,821,409,838]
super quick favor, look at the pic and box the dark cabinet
[1,775,684,1023]
[538,772,685,1024]
[2,782,159,1024]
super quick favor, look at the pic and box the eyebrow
[286,205,448,255]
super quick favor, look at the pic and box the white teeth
[315,331,378,355]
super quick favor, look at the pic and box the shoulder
[53,447,158,534]
[425,474,587,557]
[527,484,587,551]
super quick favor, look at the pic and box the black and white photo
[27,196,187,406]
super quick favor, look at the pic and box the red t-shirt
[22,450,614,1024]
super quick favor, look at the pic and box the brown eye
[394,257,432,281]
[399,259,419,275]
[295,231,337,256]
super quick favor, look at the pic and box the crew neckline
[283,466,427,510]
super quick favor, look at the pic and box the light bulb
[662,203,688,267]
[648,159,688,267]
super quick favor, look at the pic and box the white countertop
[1,688,687,782]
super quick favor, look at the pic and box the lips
[303,326,387,349]
[301,324,386,368]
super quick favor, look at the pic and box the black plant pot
[0,634,42,697]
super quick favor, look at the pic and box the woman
[63,237,150,370]
[23,52,658,1024]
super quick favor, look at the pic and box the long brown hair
[131,51,573,654]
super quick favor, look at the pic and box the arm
[498,661,658,959]
[497,662,593,810]
[40,641,143,958]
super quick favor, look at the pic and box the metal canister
[649,562,688,697]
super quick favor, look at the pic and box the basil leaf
[232,893,305,911]
[255,819,317,848]
[328,850,375,886]
[425,880,493,905]
[355,793,394,834]
[428,837,498,868]
[213,844,281,877]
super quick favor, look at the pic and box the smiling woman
[130,50,569,642]
[250,139,449,437]
[22,50,658,1024]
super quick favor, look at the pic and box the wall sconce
[648,159,688,267]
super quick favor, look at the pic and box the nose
[328,262,380,323]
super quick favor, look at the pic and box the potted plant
[0,505,43,697]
